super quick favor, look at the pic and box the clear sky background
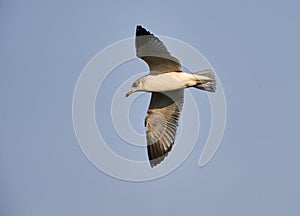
[1,0,299,215]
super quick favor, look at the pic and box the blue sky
[1,0,299,215]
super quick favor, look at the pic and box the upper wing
[145,90,184,167]
[135,25,182,73]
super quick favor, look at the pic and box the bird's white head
[126,78,143,97]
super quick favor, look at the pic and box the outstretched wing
[135,25,182,73]
[145,90,184,167]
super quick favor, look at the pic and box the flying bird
[126,25,216,167]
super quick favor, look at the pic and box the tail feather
[191,69,216,92]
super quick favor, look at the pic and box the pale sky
[1,0,299,215]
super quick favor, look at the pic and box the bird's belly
[144,72,190,92]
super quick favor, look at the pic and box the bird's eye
[132,82,137,87]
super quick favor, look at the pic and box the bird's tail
[191,69,216,92]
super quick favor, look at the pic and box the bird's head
[126,79,143,97]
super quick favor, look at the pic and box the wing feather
[135,25,182,73]
[145,90,184,167]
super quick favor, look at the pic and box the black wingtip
[136,25,153,36]
[149,154,169,168]
[147,143,173,168]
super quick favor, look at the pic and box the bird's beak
[126,88,134,97]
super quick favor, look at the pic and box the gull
[126,25,216,167]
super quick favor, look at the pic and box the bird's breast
[143,72,189,92]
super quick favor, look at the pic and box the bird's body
[132,70,215,93]
[126,25,216,167]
